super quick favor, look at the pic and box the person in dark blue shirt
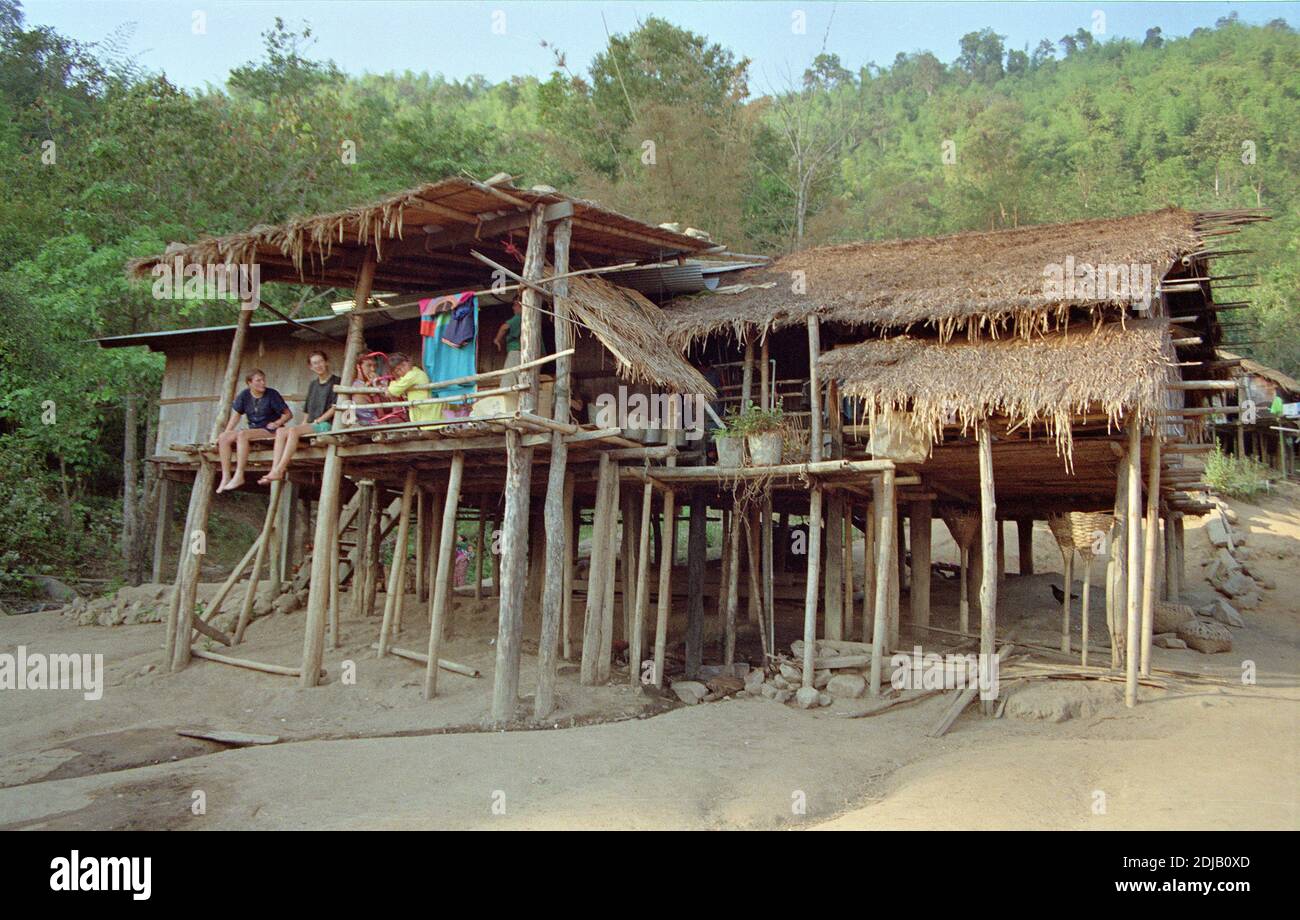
[217,369,291,492]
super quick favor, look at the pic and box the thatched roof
[565,275,714,396]
[127,175,717,293]
[663,208,1267,346]
[1219,350,1300,396]
[819,319,1174,457]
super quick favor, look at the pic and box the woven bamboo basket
[939,505,980,550]
[1046,513,1074,554]
[1068,511,1113,561]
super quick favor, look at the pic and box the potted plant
[735,404,785,466]
[713,410,745,468]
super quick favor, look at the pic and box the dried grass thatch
[819,320,1174,459]
[662,208,1266,347]
[126,175,715,289]
[565,274,714,396]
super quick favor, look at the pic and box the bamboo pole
[1140,434,1161,677]
[652,487,676,688]
[599,470,621,683]
[800,487,824,688]
[744,504,766,664]
[333,348,573,396]
[843,504,855,640]
[362,486,383,617]
[824,492,843,640]
[868,471,895,696]
[1125,424,1142,708]
[807,316,823,463]
[191,647,317,678]
[491,203,547,723]
[862,501,874,643]
[328,517,341,649]
[762,494,775,658]
[1016,518,1034,574]
[300,253,375,687]
[235,479,283,644]
[199,535,262,629]
[414,488,427,602]
[977,423,998,715]
[424,451,465,700]
[376,469,417,656]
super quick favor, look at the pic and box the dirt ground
[1,485,1297,830]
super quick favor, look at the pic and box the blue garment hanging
[420,293,478,398]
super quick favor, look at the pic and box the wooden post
[300,253,375,687]
[234,479,283,643]
[723,503,741,667]
[580,455,615,685]
[801,487,825,688]
[742,331,755,408]
[807,316,823,463]
[168,300,254,670]
[474,497,486,600]
[966,536,982,635]
[414,488,427,602]
[977,423,997,714]
[1016,518,1034,575]
[685,490,706,679]
[151,477,173,583]
[861,501,874,643]
[1060,548,1073,653]
[888,510,900,650]
[423,452,465,699]
[1124,424,1142,708]
[843,503,855,640]
[561,475,575,660]
[868,471,895,695]
[620,490,636,643]
[327,519,340,649]
[630,482,655,683]
[744,504,765,662]
[376,469,417,657]
[1139,434,1161,677]
[491,204,546,723]
[363,487,383,617]
[760,334,770,409]
[909,499,931,629]
[716,509,732,629]
[996,519,1006,582]
[1080,556,1093,668]
[598,470,620,682]
[824,492,843,639]
[1173,512,1184,600]
[349,481,373,619]
[651,488,676,687]
[762,495,775,656]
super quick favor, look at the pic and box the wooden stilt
[685,490,706,679]
[580,455,615,685]
[362,486,383,617]
[170,298,255,670]
[620,489,636,643]
[1139,433,1161,678]
[151,477,173,584]
[744,504,766,663]
[414,488,427,602]
[1173,513,1184,600]
[474,497,486,600]
[762,495,775,657]
[597,469,620,683]
[377,469,417,657]
[862,501,874,643]
[536,214,574,702]
[235,479,283,644]
[652,488,676,687]
[1060,549,1073,653]
[868,471,895,695]
[888,508,900,650]
[300,253,375,687]
[909,499,931,629]
[801,487,825,688]
[977,423,998,715]
[199,537,262,631]
[1016,518,1034,575]
[724,500,741,667]
[717,508,732,627]
[631,481,654,684]
[1080,558,1092,667]
[327,517,340,649]
[349,481,374,619]
[491,203,547,723]
[1125,424,1142,708]
[958,546,970,635]
[843,503,855,640]
[996,518,1006,582]
[423,452,465,700]
[561,474,575,661]
[824,492,843,640]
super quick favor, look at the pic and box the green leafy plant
[1204,446,1274,499]
[730,403,785,437]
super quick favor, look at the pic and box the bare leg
[229,429,275,490]
[217,432,237,491]
[260,427,295,484]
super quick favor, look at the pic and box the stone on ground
[827,673,867,699]
[671,680,708,705]
[795,685,821,709]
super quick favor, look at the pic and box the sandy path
[2,488,1297,830]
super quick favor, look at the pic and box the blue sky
[24,1,1299,92]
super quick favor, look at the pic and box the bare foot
[257,471,283,486]
[226,474,245,491]
[216,477,231,492]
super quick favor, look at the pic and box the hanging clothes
[419,293,478,409]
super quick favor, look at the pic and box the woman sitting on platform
[386,352,440,428]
